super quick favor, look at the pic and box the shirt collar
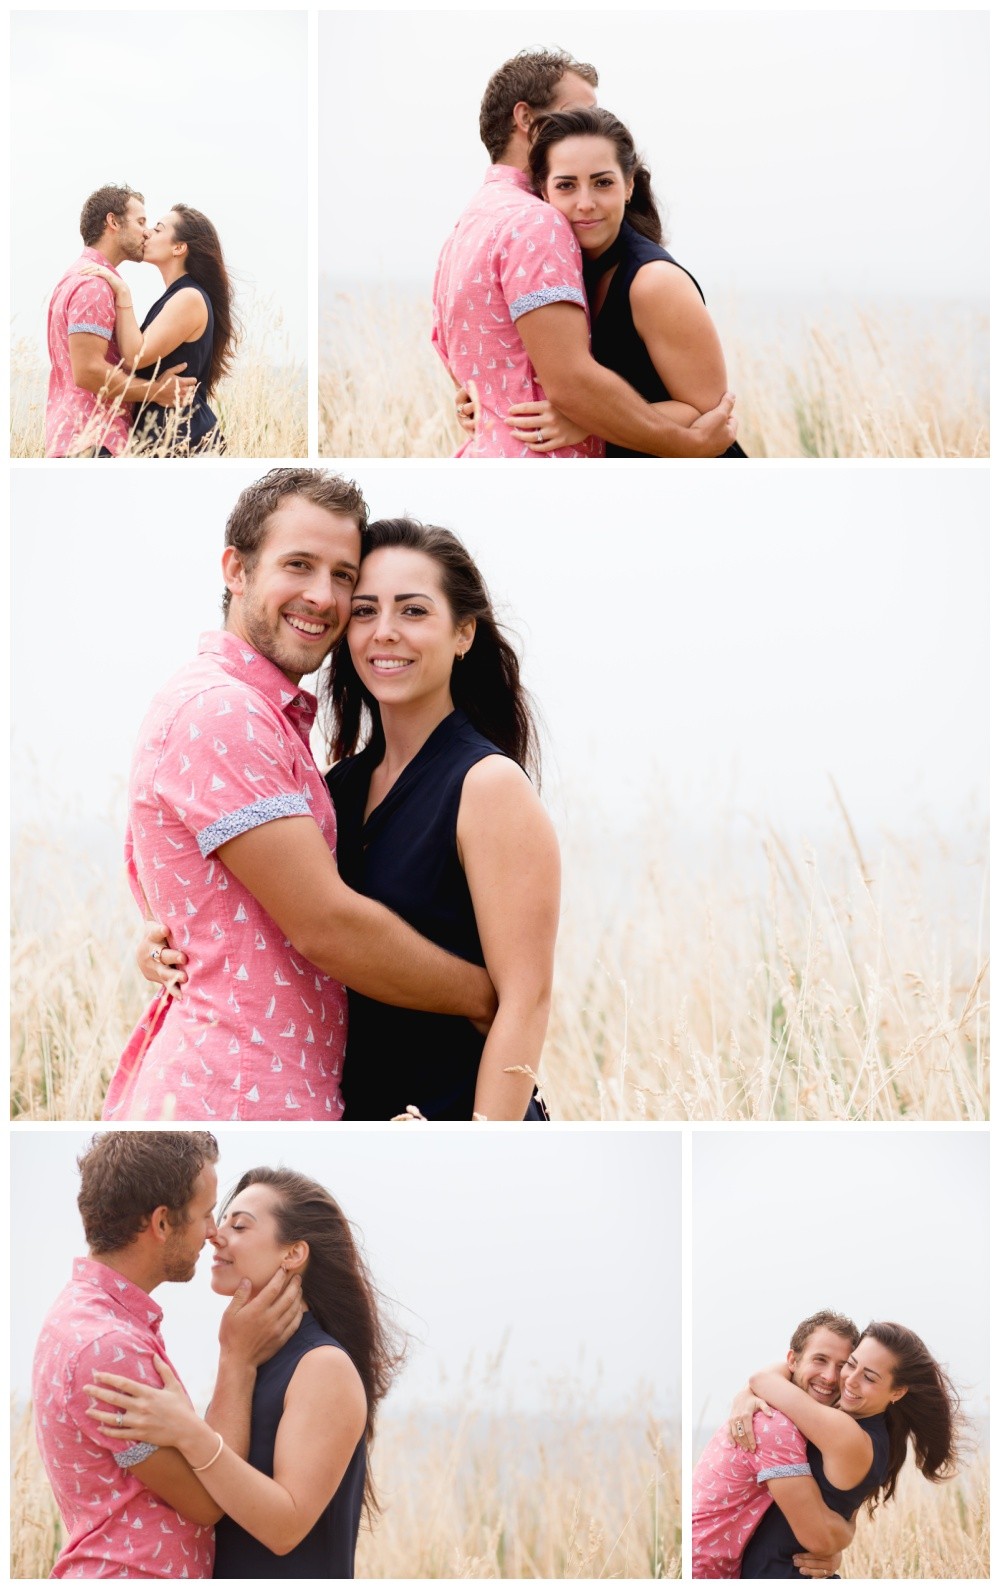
[484,163,533,194]
[73,1257,164,1331]
[81,246,121,274]
[199,629,319,742]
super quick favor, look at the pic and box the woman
[505,107,746,458]
[84,1167,402,1579]
[733,1322,961,1578]
[325,517,558,1120]
[140,518,560,1121]
[82,204,237,453]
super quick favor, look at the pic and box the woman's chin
[209,1266,243,1295]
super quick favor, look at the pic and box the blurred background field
[10,810,988,1124]
[11,1394,677,1580]
[11,297,305,459]
[319,288,988,460]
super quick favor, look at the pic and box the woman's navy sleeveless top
[135,274,220,453]
[212,1313,365,1579]
[589,221,746,459]
[326,709,546,1121]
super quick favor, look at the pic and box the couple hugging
[34,1131,396,1579]
[693,1309,962,1578]
[46,186,236,457]
[105,467,558,1124]
[433,47,746,459]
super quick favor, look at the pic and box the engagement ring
[150,947,162,962]
[115,1410,124,1428]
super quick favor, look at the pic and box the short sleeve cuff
[197,792,312,856]
[68,321,113,339]
[115,1441,159,1468]
[757,1462,812,1483]
[510,285,586,320]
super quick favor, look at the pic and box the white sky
[10,463,988,855]
[319,10,988,305]
[10,1125,680,1416]
[10,12,308,360]
[692,1130,990,1430]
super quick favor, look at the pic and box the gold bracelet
[191,1431,225,1472]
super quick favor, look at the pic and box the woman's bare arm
[748,1365,874,1490]
[629,260,730,415]
[457,757,560,1121]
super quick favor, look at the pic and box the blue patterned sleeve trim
[756,1462,812,1483]
[68,322,112,339]
[115,1441,159,1468]
[197,793,311,857]
[509,285,586,320]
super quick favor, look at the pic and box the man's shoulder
[37,1290,152,1377]
[145,650,278,733]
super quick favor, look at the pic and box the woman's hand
[138,920,188,998]
[79,262,132,307]
[504,399,589,451]
[86,1356,202,1452]
[727,1386,775,1452]
[453,384,478,436]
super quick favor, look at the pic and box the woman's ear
[455,617,476,661]
[889,1386,909,1404]
[282,1240,309,1276]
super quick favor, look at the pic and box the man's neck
[94,238,124,268]
[495,140,529,176]
[89,1247,160,1295]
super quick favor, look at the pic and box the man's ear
[146,1205,173,1246]
[786,1349,799,1373]
[511,100,535,136]
[222,546,247,602]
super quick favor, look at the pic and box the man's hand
[687,391,738,456]
[147,364,197,406]
[792,1550,844,1579]
[219,1267,303,1368]
[727,1386,774,1452]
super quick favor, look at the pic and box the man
[46,184,196,457]
[693,1311,860,1578]
[107,467,495,1123]
[432,48,737,458]
[33,1131,300,1579]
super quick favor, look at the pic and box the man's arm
[217,816,495,1022]
[516,301,737,457]
[67,331,197,405]
[765,1475,857,1555]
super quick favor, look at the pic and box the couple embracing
[105,467,558,1123]
[433,47,746,459]
[46,185,236,457]
[34,1131,395,1578]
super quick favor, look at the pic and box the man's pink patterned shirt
[432,165,603,458]
[692,1410,810,1578]
[105,631,347,1123]
[46,249,132,457]
[33,1258,214,1579]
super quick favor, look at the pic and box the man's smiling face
[788,1326,855,1406]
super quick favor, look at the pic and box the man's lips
[283,612,329,638]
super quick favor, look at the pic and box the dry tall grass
[10,298,305,458]
[838,1456,989,1579]
[319,289,988,459]
[10,1397,678,1579]
[10,811,987,1122]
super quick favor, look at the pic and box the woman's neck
[158,256,189,290]
[375,695,455,782]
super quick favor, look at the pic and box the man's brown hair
[789,1309,860,1356]
[222,467,369,617]
[479,48,598,163]
[78,1131,219,1254]
[79,185,144,248]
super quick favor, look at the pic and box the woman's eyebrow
[225,1208,258,1221]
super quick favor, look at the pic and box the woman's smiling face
[210,1182,298,1296]
[542,135,632,257]
[839,1335,904,1418]
[348,546,473,710]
